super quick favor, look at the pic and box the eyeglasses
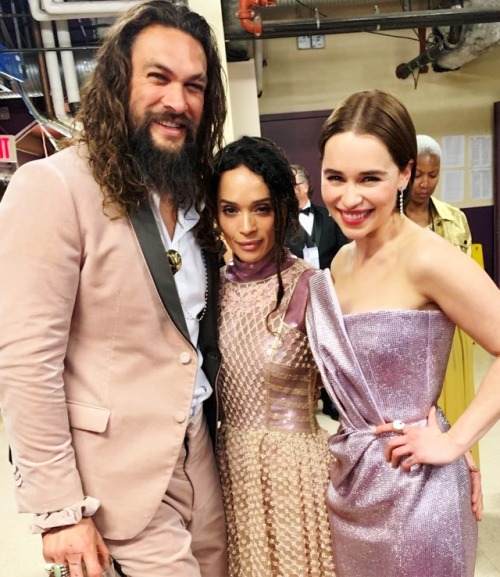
[295,181,306,186]
[166,249,182,275]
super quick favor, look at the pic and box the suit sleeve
[0,160,85,513]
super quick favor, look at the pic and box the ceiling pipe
[31,17,55,117]
[238,0,276,37]
[273,0,393,5]
[28,0,139,21]
[40,0,140,17]
[27,0,73,21]
[39,20,68,121]
[395,26,467,78]
[55,20,81,114]
[253,39,264,97]
[407,0,465,77]
[416,27,429,73]
[225,7,500,40]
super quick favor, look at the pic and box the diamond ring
[392,419,406,432]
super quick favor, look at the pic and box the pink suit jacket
[0,145,220,540]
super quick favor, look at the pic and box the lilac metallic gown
[306,270,477,577]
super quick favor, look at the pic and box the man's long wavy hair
[73,0,227,249]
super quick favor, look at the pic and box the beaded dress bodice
[218,254,319,433]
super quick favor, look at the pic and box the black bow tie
[300,206,312,215]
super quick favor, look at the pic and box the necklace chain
[181,252,208,323]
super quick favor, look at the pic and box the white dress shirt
[150,192,211,420]
[299,201,314,236]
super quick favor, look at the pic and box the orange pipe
[237,0,276,37]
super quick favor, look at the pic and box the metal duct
[396,26,467,78]
[10,78,74,138]
[436,0,500,70]
[395,0,500,75]
[0,49,96,100]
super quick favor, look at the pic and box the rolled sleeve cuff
[31,496,101,534]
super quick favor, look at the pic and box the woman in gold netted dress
[209,136,335,577]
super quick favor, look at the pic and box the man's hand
[42,517,110,577]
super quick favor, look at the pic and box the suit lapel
[129,199,191,344]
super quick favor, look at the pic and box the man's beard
[130,114,202,211]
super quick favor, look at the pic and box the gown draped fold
[306,269,477,577]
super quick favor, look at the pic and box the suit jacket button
[179,352,191,365]
[175,411,186,424]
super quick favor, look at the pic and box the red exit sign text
[0,136,17,163]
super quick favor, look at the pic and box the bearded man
[0,2,228,576]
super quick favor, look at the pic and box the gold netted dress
[217,251,335,577]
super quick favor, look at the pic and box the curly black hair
[208,136,299,318]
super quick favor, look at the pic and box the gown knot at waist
[328,415,444,486]
[336,416,428,439]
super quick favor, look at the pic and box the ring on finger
[392,419,406,432]
[44,564,70,577]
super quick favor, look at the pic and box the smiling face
[128,25,207,153]
[217,165,276,264]
[321,132,412,240]
[411,153,440,207]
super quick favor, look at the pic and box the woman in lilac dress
[209,136,335,577]
[306,90,493,577]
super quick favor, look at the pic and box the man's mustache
[146,112,197,138]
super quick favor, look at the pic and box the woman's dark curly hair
[73,0,226,247]
[208,136,299,318]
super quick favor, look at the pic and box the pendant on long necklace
[166,249,182,275]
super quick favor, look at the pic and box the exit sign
[0,135,17,163]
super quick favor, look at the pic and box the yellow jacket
[430,197,472,255]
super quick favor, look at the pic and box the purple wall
[261,110,329,205]
[494,102,500,284]
[0,98,42,134]
[464,206,494,279]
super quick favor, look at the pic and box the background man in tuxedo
[287,164,347,420]
[287,164,348,270]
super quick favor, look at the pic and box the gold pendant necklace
[166,249,182,275]
[167,249,208,322]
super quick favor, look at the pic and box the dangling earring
[399,187,404,219]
